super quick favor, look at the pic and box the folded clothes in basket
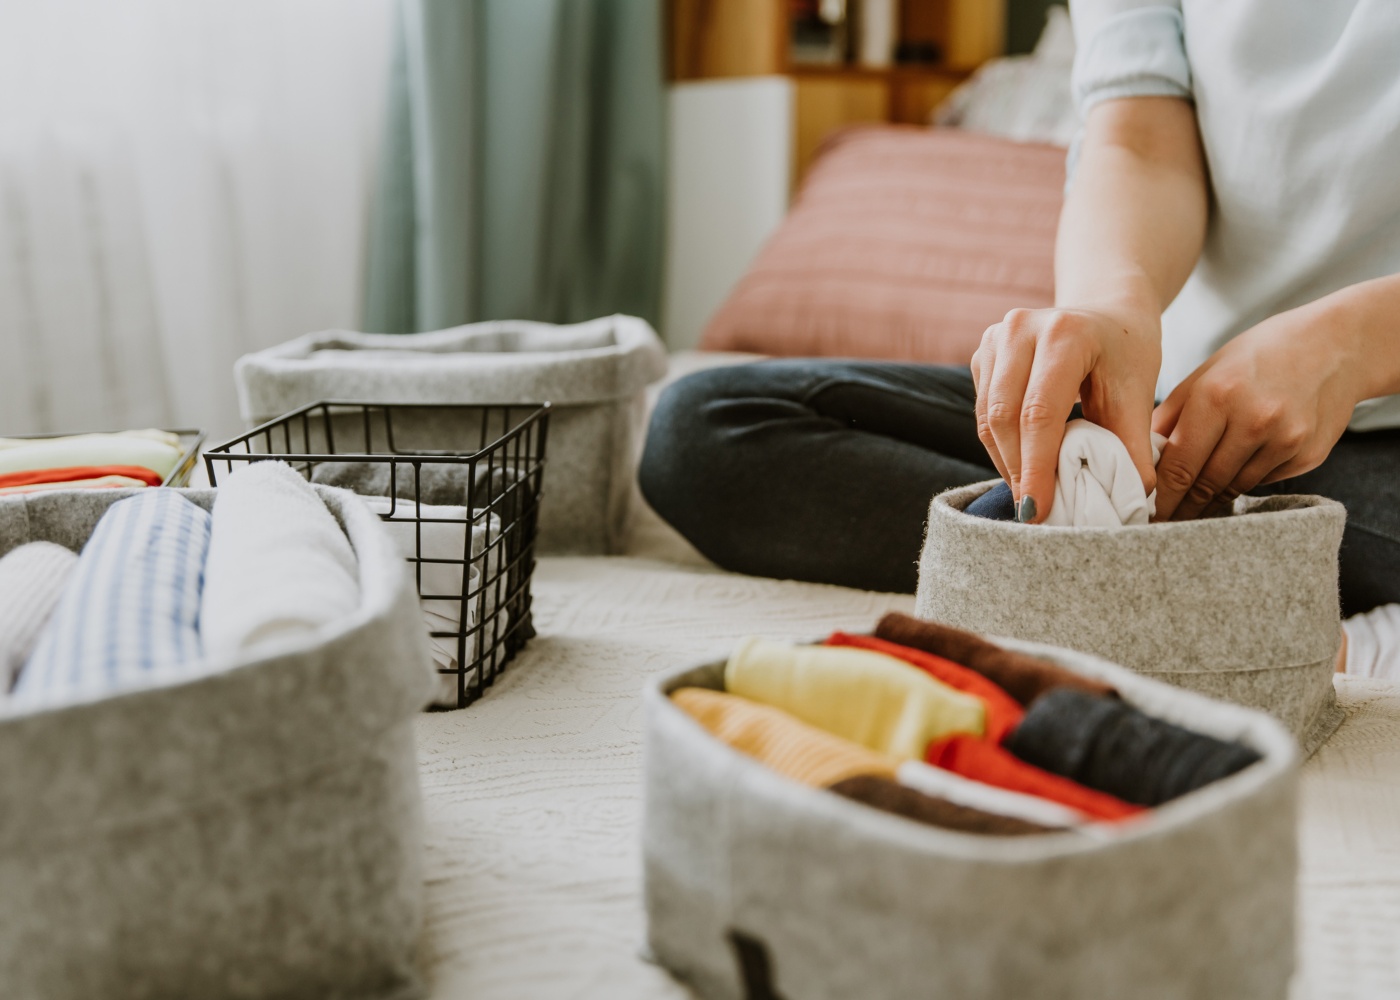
[672,623,1267,839]
[0,430,184,483]
[13,490,212,703]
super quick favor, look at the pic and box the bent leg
[638,360,995,593]
[1256,428,1400,615]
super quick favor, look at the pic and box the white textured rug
[415,554,1400,999]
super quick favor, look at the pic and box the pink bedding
[700,126,1066,365]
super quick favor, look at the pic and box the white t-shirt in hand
[1069,0,1400,431]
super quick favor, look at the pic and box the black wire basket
[204,400,550,709]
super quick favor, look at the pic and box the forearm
[1310,272,1400,403]
[1055,97,1208,331]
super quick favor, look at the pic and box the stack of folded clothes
[0,429,185,495]
[670,612,1263,836]
[1,462,362,700]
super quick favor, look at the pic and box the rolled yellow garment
[0,432,182,480]
[725,636,985,759]
[671,687,899,787]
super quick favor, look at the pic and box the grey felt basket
[916,482,1347,754]
[643,641,1299,1000]
[0,487,436,1000]
[235,314,668,555]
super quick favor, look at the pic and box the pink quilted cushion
[700,126,1066,364]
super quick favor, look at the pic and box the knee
[637,368,732,520]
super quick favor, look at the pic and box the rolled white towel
[201,462,360,656]
[1342,604,1400,681]
[0,542,79,692]
[896,759,1091,830]
[1045,419,1166,527]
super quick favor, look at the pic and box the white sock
[1342,604,1400,680]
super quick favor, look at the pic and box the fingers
[971,336,1011,484]
[1153,389,1228,520]
[1016,345,1089,523]
[1171,434,1266,521]
[985,330,1038,498]
[1198,445,1281,518]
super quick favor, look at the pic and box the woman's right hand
[969,305,1162,523]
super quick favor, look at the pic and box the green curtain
[363,0,666,334]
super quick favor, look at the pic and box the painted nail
[1016,495,1037,524]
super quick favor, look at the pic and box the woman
[640,1,1400,628]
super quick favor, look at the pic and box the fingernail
[1016,495,1037,524]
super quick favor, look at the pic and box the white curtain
[0,0,393,439]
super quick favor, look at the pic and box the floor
[414,549,1400,999]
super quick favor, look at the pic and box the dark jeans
[638,360,1400,614]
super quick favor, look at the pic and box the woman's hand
[1152,299,1367,520]
[971,305,1162,523]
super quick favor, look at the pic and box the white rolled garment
[1045,419,1167,528]
[363,495,504,706]
[0,542,78,692]
[896,760,1092,830]
[1342,605,1400,681]
[201,461,360,656]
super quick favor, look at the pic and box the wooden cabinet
[669,0,1006,186]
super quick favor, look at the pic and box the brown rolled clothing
[874,612,1117,707]
[827,774,1061,837]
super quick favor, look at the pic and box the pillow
[699,126,1064,365]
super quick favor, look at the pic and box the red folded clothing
[825,632,1025,743]
[0,465,164,490]
[926,735,1145,823]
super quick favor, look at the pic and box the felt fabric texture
[0,542,77,692]
[200,462,360,657]
[916,485,1347,753]
[14,491,211,705]
[0,465,164,490]
[670,686,898,787]
[311,459,521,511]
[828,774,1059,837]
[0,486,434,999]
[875,612,1116,706]
[644,641,1300,1000]
[826,631,1024,743]
[895,759,1090,830]
[1006,689,1263,807]
[927,735,1144,823]
[1043,420,1165,527]
[235,314,668,554]
[724,636,985,759]
[965,479,1015,520]
[0,431,182,481]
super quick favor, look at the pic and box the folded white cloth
[0,542,79,692]
[1045,419,1167,527]
[895,759,1091,830]
[1342,605,1400,681]
[363,495,505,706]
[14,491,211,703]
[201,462,360,656]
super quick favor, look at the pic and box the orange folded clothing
[926,734,1144,823]
[825,632,1025,743]
[0,465,164,490]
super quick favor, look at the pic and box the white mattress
[415,553,1400,999]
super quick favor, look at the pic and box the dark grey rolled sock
[965,481,1016,521]
[1005,689,1263,806]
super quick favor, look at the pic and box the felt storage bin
[0,487,435,1000]
[916,483,1347,754]
[234,314,668,554]
[643,640,1299,1000]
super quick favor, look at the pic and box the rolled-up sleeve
[1071,0,1192,116]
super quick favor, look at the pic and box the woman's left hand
[1151,300,1366,520]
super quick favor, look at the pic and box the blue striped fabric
[14,490,212,703]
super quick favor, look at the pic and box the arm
[1152,272,1400,519]
[972,96,1207,522]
